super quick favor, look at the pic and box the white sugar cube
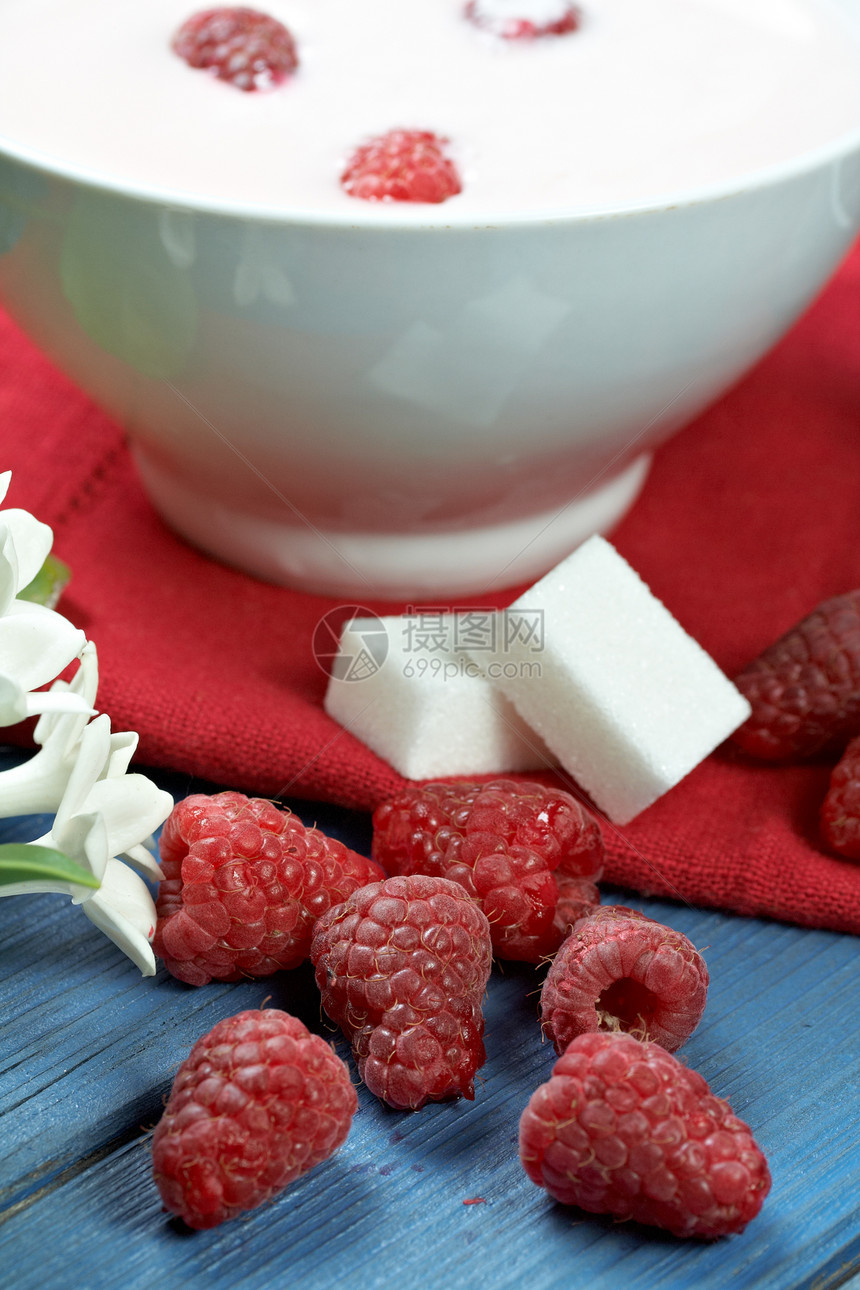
[471,536,751,823]
[323,613,552,780]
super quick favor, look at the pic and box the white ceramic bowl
[1,23,860,597]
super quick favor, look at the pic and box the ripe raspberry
[554,873,601,932]
[341,130,462,204]
[371,779,603,963]
[541,906,709,1054]
[465,0,581,39]
[151,1009,356,1228]
[154,792,384,986]
[310,874,492,1110]
[172,7,298,92]
[732,590,860,759]
[520,1031,771,1238]
[820,733,860,860]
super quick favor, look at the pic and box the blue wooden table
[1,746,859,1290]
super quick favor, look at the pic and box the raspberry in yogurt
[464,0,582,39]
[172,7,299,91]
[341,129,463,203]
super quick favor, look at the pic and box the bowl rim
[1,115,860,229]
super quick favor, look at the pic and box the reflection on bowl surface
[0,0,859,595]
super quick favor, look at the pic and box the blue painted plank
[1,748,860,1289]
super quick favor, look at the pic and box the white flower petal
[32,679,71,741]
[24,690,95,720]
[120,841,164,882]
[102,731,138,780]
[0,648,101,819]
[34,640,100,752]
[80,858,157,976]
[2,509,54,592]
[0,525,17,619]
[22,811,109,897]
[0,672,27,724]
[0,471,10,505]
[82,775,173,858]
[50,810,110,890]
[0,753,70,817]
[26,705,171,864]
[0,750,61,817]
[0,601,86,692]
[53,714,112,835]
[0,671,85,727]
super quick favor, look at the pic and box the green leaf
[18,553,71,610]
[0,843,100,889]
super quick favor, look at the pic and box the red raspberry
[732,590,860,759]
[541,906,709,1054]
[820,733,860,860]
[341,130,462,204]
[154,792,384,986]
[310,874,492,1110]
[151,1009,356,1228]
[553,873,601,933]
[465,0,581,38]
[520,1031,771,1239]
[172,7,298,92]
[371,779,603,963]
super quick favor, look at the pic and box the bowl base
[134,451,651,599]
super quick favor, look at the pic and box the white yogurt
[0,0,859,216]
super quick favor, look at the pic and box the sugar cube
[471,536,751,823]
[324,613,552,780]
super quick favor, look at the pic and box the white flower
[0,471,174,978]
[0,667,94,728]
[0,469,53,602]
[0,642,101,817]
[35,715,173,883]
[43,714,172,883]
[2,714,174,975]
[80,857,160,977]
[33,638,100,748]
[0,599,87,699]
[0,471,88,706]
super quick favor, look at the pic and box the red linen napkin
[3,241,860,934]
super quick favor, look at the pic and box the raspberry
[371,779,603,962]
[310,874,492,1110]
[465,0,581,39]
[520,1031,771,1238]
[151,1009,356,1228]
[341,130,462,204]
[553,873,601,932]
[154,792,384,986]
[732,590,860,759]
[540,906,709,1054]
[172,7,298,92]
[820,733,860,860]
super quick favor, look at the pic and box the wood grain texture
[1,752,859,1289]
